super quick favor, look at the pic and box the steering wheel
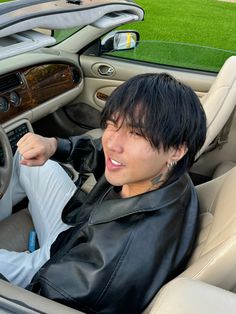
[0,125,12,199]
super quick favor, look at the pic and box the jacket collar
[88,173,191,225]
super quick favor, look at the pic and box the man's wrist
[50,137,58,157]
[50,137,72,162]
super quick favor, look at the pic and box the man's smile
[106,157,125,170]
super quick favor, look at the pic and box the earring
[167,161,177,170]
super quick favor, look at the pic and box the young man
[0,73,206,314]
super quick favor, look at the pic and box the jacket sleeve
[51,135,105,179]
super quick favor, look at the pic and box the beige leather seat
[150,278,236,314]
[212,160,236,179]
[183,166,236,289]
[197,55,236,157]
[144,165,236,313]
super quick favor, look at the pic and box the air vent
[0,72,23,93]
[72,68,81,84]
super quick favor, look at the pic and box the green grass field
[132,0,236,50]
[111,0,236,71]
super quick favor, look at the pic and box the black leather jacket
[28,135,199,314]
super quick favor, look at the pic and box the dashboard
[0,63,82,124]
[0,62,83,161]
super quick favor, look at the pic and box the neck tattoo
[151,174,164,185]
[149,171,169,191]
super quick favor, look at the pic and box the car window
[101,0,236,72]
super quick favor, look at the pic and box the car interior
[0,0,236,313]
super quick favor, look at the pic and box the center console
[0,119,32,164]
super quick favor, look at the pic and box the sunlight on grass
[110,40,236,72]
[111,0,236,71]
[134,0,236,51]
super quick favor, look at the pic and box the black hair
[100,73,207,179]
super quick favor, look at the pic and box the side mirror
[101,31,139,53]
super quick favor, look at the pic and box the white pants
[0,152,76,288]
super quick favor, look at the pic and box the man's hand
[17,132,58,166]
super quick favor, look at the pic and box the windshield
[53,27,82,43]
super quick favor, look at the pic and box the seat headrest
[197,56,236,157]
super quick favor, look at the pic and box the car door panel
[76,77,122,112]
[64,55,216,130]
[78,54,215,112]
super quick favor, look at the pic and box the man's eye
[105,120,117,129]
[130,129,142,137]
[106,120,115,127]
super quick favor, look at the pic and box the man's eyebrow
[107,117,117,123]
[126,121,145,129]
[107,116,145,130]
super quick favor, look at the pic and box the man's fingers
[20,147,43,161]
[17,143,35,156]
[17,132,33,146]
[18,142,45,157]
[16,133,57,166]
[17,132,43,153]
[20,158,45,167]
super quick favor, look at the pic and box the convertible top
[0,0,143,60]
[0,0,144,38]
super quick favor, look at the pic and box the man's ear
[169,144,188,163]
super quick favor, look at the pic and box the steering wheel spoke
[0,126,13,199]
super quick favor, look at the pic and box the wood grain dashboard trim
[0,63,82,124]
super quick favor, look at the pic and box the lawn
[111,0,236,71]
[133,0,236,50]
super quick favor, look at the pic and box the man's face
[102,117,175,198]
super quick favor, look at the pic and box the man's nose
[107,129,124,153]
